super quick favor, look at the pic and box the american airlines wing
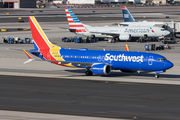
[90,31,119,36]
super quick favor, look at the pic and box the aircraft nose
[166,31,170,35]
[165,61,174,70]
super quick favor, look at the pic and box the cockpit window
[158,58,167,61]
[161,29,165,31]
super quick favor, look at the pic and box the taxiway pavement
[0,7,180,120]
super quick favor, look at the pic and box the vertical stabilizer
[121,6,136,22]
[29,16,53,50]
[65,7,87,33]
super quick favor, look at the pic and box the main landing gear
[155,73,159,78]
[85,69,93,76]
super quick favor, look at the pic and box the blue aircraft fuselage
[59,48,173,72]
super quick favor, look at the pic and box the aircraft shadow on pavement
[65,69,180,79]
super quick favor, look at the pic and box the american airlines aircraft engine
[119,34,131,40]
[91,64,111,75]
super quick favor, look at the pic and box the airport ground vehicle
[62,36,98,43]
[2,37,33,44]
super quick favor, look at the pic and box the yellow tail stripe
[30,16,52,47]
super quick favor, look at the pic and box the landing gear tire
[85,70,93,76]
[155,74,159,78]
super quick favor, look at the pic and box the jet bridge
[155,21,180,37]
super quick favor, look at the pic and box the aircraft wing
[7,48,41,53]
[23,49,94,67]
[90,32,120,37]
[54,61,93,68]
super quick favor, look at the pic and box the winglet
[23,49,34,64]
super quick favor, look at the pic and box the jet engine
[119,34,131,40]
[91,64,111,75]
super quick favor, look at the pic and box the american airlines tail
[65,7,90,33]
[121,6,136,22]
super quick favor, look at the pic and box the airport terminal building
[2,0,36,8]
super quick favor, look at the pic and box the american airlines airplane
[65,7,170,41]
[120,6,175,30]
[24,16,173,78]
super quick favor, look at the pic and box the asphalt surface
[0,75,180,120]
[0,6,180,120]
[0,6,180,23]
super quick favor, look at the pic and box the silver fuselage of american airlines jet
[76,26,170,39]
[65,7,170,40]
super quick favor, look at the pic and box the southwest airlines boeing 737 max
[65,7,170,41]
[24,16,173,78]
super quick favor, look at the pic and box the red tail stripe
[29,17,49,50]
[66,12,70,14]
[68,21,75,23]
[69,29,87,32]
[67,16,72,18]
[69,25,84,27]
[121,6,126,9]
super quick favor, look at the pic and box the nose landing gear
[155,73,159,78]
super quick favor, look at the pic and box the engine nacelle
[119,34,131,40]
[91,64,111,75]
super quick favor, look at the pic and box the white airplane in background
[120,6,177,34]
[65,7,170,41]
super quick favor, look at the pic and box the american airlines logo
[124,28,150,33]
[105,53,144,62]
[124,14,129,18]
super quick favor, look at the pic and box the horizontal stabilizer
[23,49,34,64]
[24,59,34,64]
